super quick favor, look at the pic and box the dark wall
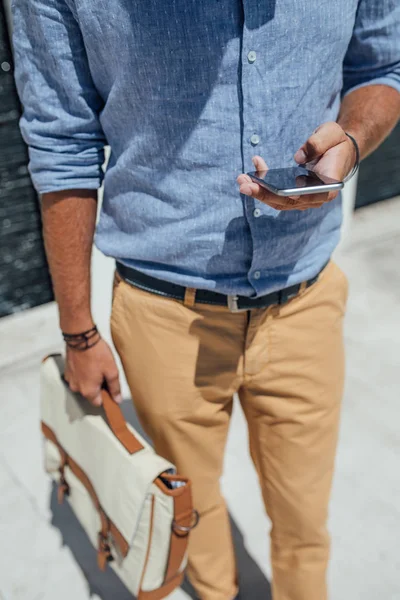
[0,1,53,318]
[356,123,400,209]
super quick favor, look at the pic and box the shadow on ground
[180,516,272,600]
[49,400,271,600]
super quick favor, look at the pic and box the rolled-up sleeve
[342,0,400,97]
[11,0,106,194]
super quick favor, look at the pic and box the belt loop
[183,287,196,308]
[299,281,307,294]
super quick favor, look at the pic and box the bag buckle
[57,469,70,504]
[98,532,114,570]
[172,509,200,537]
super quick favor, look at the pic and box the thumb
[252,155,268,171]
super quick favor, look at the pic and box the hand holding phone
[236,122,357,211]
[247,167,343,197]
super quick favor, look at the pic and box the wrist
[60,313,95,335]
[343,132,360,183]
[338,120,365,159]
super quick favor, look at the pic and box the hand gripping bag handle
[50,352,144,455]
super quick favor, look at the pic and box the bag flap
[40,355,175,545]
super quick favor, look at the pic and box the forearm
[338,85,400,160]
[41,189,98,333]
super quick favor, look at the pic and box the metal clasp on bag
[57,467,70,504]
[227,295,247,313]
[98,532,114,570]
[172,509,200,537]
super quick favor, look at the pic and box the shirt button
[247,51,257,64]
[253,208,261,218]
[254,271,261,280]
[250,134,260,146]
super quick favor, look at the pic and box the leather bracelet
[62,324,101,352]
[343,132,360,184]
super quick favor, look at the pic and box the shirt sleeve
[342,0,400,97]
[11,0,107,194]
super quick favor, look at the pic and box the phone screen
[248,167,343,196]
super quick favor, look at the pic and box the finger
[327,190,340,202]
[239,181,285,206]
[237,155,269,186]
[286,192,329,206]
[91,392,103,407]
[105,369,122,404]
[280,202,325,211]
[284,196,302,208]
[294,122,346,164]
[238,176,280,203]
[252,155,268,171]
[81,385,103,406]
[239,180,259,196]
[63,373,79,393]
[280,192,329,210]
[237,173,253,186]
[300,192,330,205]
[268,199,325,211]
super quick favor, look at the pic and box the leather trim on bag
[42,352,63,364]
[101,389,145,455]
[155,474,197,586]
[41,421,129,559]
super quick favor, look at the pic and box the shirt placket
[241,18,265,296]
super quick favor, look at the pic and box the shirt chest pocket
[272,0,359,54]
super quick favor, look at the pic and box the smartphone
[247,166,344,197]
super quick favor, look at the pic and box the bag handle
[100,388,144,454]
[56,357,144,454]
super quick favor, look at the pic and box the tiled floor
[1,198,399,600]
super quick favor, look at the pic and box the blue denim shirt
[12,0,400,296]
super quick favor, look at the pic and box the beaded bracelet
[62,324,101,351]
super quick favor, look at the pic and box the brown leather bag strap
[162,478,198,584]
[100,389,144,454]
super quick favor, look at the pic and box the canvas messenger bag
[40,354,199,599]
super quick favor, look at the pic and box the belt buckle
[227,295,247,313]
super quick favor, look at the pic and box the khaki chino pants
[111,260,348,600]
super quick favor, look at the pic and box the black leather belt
[116,261,326,313]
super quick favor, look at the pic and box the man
[11,0,400,598]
